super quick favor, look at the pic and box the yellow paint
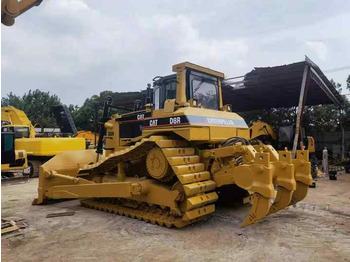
[1,149,27,172]
[33,62,312,228]
[1,106,36,137]
[15,137,86,156]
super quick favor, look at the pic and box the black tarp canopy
[222,57,343,112]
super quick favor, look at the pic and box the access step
[172,163,205,175]
[181,192,218,211]
[167,156,200,165]
[183,180,216,196]
[177,171,210,184]
[182,204,215,221]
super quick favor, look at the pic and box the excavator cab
[1,125,30,139]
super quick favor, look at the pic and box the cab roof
[173,62,225,79]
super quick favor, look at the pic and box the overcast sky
[2,0,350,106]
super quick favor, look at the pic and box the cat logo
[137,114,145,120]
[149,119,158,126]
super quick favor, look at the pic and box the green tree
[71,90,144,131]
[1,89,61,128]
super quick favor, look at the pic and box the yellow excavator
[1,0,44,176]
[1,0,42,26]
[1,106,85,177]
[33,62,312,228]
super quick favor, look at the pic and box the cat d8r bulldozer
[33,62,312,228]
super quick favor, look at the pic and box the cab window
[153,76,177,109]
[14,127,30,138]
[189,71,219,110]
[3,133,14,151]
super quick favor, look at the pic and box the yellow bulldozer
[33,62,312,228]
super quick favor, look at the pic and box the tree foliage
[71,90,144,131]
[1,89,61,128]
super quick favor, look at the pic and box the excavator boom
[1,0,42,26]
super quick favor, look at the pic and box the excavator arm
[1,0,42,26]
[1,106,36,137]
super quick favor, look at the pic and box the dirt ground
[1,173,350,262]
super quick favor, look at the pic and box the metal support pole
[340,108,345,161]
[94,103,98,148]
[292,64,310,157]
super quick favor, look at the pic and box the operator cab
[153,63,222,110]
[1,125,30,139]
[153,74,177,109]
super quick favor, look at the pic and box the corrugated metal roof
[222,57,343,112]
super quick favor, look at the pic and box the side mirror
[221,104,232,112]
[188,98,198,108]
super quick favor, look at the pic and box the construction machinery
[250,121,317,178]
[1,131,27,176]
[249,121,315,153]
[1,0,42,26]
[1,106,85,177]
[33,62,312,228]
[76,131,99,149]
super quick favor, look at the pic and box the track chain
[80,198,200,228]
[78,136,218,226]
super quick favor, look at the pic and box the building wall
[309,131,350,159]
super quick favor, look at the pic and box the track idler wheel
[146,147,174,182]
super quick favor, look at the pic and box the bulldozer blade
[268,186,293,215]
[289,181,309,206]
[241,193,271,227]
